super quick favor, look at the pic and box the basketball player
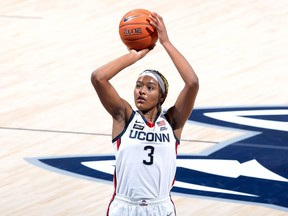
[91,12,199,216]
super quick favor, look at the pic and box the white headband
[138,70,166,94]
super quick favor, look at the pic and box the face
[134,76,162,112]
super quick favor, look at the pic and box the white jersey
[112,110,180,199]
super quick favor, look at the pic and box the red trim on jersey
[106,193,115,216]
[146,121,155,128]
[106,170,117,216]
[113,170,117,190]
[172,177,176,187]
[116,139,121,151]
[137,110,156,128]
[172,141,179,188]
[175,141,179,155]
[170,195,177,216]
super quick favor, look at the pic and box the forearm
[92,52,138,82]
[162,41,198,87]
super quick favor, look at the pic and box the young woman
[91,12,199,216]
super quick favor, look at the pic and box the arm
[91,49,150,129]
[150,13,199,138]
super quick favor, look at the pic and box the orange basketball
[119,9,158,51]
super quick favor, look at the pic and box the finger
[149,16,160,30]
[149,21,156,29]
[152,12,163,22]
[149,15,157,24]
[138,48,150,57]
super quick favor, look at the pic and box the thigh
[108,199,136,216]
[108,199,176,216]
[149,200,176,216]
[107,199,125,216]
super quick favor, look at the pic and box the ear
[160,95,165,103]
[159,92,165,104]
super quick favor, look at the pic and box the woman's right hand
[128,47,151,61]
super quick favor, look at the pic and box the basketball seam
[120,31,157,40]
[119,23,153,28]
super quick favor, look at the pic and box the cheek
[153,91,161,103]
[134,88,138,97]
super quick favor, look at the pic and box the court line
[233,143,288,150]
[0,15,43,19]
[0,126,108,136]
[0,126,217,143]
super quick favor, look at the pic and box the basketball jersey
[112,110,180,200]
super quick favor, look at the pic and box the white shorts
[107,194,176,216]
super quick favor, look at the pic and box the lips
[137,96,146,103]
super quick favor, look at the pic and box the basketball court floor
[1,0,288,215]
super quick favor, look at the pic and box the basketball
[119,9,158,50]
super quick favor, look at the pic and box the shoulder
[112,102,134,138]
[163,106,184,138]
[163,108,174,126]
[112,99,133,122]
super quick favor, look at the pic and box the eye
[135,82,142,89]
[147,85,155,91]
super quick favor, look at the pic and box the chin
[136,104,144,110]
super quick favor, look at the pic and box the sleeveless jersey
[112,111,180,200]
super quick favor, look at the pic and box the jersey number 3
[143,146,154,165]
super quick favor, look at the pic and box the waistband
[114,194,171,206]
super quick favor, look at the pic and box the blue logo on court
[26,106,288,211]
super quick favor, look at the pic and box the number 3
[143,146,154,165]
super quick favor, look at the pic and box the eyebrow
[136,81,157,86]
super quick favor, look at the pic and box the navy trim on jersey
[112,111,136,143]
[163,112,180,145]
[137,110,162,128]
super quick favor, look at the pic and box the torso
[112,110,180,199]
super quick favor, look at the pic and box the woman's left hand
[149,12,170,45]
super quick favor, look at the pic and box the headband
[138,70,166,94]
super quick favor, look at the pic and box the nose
[139,86,146,95]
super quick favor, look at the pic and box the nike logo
[135,119,144,124]
[167,212,173,216]
[124,15,140,22]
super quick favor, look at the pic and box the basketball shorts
[107,194,176,216]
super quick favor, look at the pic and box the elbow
[187,75,199,92]
[192,78,200,94]
[91,69,102,86]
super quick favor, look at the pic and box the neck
[138,108,160,123]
